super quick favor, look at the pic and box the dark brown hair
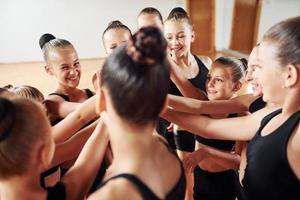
[139,7,163,24]
[165,7,192,27]
[214,57,247,82]
[101,27,170,125]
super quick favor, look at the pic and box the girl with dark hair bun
[39,33,94,126]
[102,20,132,55]
[162,16,300,199]
[164,7,212,199]
[88,26,186,200]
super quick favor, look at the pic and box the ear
[191,29,195,43]
[284,64,299,88]
[232,81,242,92]
[44,65,54,76]
[96,88,106,115]
[38,143,52,170]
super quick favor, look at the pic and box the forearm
[63,120,109,200]
[52,96,98,143]
[51,120,98,167]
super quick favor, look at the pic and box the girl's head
[255,16,300,104]
[137,7,163,30]
[164,7,194,58]
[39,34,81,89]
[102,20,132,55]
[9,85,44,103]
[98,26,170,126]
[0,98,54,180]
[206,57,247,100]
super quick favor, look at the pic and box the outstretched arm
[52,96,98,143]
[62,120,109,200]
[161,106,277,141]
[167,94,257,115]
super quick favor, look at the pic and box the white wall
[257,0,300,41]
[0,0,184,62]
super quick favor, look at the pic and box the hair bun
[168,7,188,19]
[39,33,56,49]
[129,26,167,65]
[0,98,15,141]
[239,58,248,70]
[108,20,124,27]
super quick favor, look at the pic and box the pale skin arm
[161,106,278,141]
[52,95,98,143]
[50,120,98,168]
[183,143,241,173]
[167,93,258,115]
[62,120,109,200]
[44,96,81,121]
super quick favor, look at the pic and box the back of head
[10,85,45,102]
[263,16,300,66]
[0,97,50,179]
[39,33,73,62]
[166,7,192,26]
[214,57,247,83]
[101,26,170,125]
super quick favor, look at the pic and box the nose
[206,79,215,89]
[170,37,179,46]
[69,68,78,76]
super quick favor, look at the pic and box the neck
[106,118,156,171]
[282,88,300,115]
[175,51,193,66]
[0,174,46,200]
[56,85,78,94]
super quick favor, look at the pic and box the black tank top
[47,181,66,200]
[248,96,266,114]
[49,89,94,125]
[169,55,208,95]
[97,140,186,200]
[195,113,237,151]
[242,109,300,199]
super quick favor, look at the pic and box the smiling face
[103,28,131,55]
[46,46,81,89]
[164,19,193,58]
[206,62,240,100]
[254,41,286,105]
[246,47,263,97]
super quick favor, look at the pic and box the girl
[164,7,211,199]
[0,97,108,200]
[187,57,247,200]
[102,20,132,55]
[39,33,94,125]
[88,26,186,200]
[162,16,300,199]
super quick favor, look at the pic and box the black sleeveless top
[242,109,300,199]
[169,55,208,95]
[49,88,94,126]
[96,140,186,200]
[47,181,66,200]
[248,96,266,114]
[195,113,237,151]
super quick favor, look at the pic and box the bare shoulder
[198,56,212,69]
[88,177,142,200]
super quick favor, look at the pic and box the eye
[74,62,80,68]
[216,78,224,82]
[178,34,186,39]
[110,45,117,50]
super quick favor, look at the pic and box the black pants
[194,166,237,200]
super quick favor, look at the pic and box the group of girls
[0,5,299,200]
